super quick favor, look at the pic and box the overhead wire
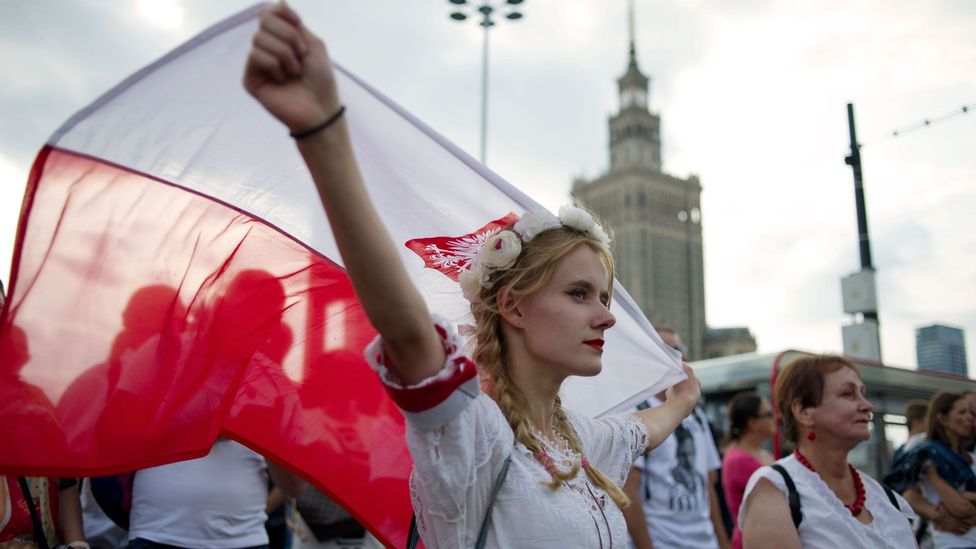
[861,101,975,148]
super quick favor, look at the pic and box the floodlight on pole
[447,0,525,165]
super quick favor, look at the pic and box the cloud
[0,153,28,286]
[134,0,185,30]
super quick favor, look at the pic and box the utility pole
[840,102,882,362]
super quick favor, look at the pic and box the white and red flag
[0,5,683,546]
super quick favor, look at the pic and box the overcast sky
[1,0,974,370]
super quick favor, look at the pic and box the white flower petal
[590,223,611,246]
[459,264,483,302]
[514,210,561,241]
[557,205,596,232]
[478,230,522,269]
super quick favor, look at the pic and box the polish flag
[0,5,683,546]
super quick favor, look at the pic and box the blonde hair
[469,222,630,509]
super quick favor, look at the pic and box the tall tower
[572,0,707,359]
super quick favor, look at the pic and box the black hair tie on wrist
[290,105,346,140]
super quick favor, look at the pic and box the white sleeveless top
[740,454,916,549]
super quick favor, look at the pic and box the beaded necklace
[532,430,611,548]
[793,450,865,516]
[532,428,585,476]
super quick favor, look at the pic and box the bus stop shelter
[693,350,976,479]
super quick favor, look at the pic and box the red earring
[807,431,816,441]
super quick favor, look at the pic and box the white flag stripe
[47,4,683,416]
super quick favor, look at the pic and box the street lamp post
[447,0,525,164]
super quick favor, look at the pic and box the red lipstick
[584,339,604,352]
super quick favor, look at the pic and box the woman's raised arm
[636,364,701,450]
[243,4,444,384]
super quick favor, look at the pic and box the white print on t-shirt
[666,421,707,511]
[635,399,722,549]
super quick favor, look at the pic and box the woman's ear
[496,288,526,329]
[791,399,814,430]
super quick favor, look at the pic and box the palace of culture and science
[572,8,755,360]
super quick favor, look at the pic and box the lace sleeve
[570,411,649,487]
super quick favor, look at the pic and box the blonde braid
[552,398,630,508]
[470,307,551,477]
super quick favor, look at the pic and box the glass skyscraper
[916,324,968,377]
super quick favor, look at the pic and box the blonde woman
[243,5,700,548]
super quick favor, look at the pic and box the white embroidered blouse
[366,317,649,548]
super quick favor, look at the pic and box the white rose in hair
[513,210,561,242]
[589,223,611,246]
[557,205,596,232]
[459,262,486,302]
[478,230,522,269]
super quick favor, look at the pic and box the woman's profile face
[514,243,615,379]
[750,398,777,439]
[810,366,873,443]
[964,393,976,430]
[940,399,975,441]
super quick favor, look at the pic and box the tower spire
[611,0,658,172]
[628,0,637,65]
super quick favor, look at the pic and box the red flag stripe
[0,149,411,544]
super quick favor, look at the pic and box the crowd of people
[1,4,970,548]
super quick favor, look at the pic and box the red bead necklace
[793,450,865,516]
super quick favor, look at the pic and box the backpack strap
[407,515,419,549]
[16,477,51,549]
[915,518,929,543]
[878,477,917,541]
[881,482,900,510]
[770,464,802,529]
[407,452,514,549]
[474,452,513,548]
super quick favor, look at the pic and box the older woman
[721,391,775,549]
[738,355,915,548]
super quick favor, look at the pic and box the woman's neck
[796,440,850,480]
[736,432,767,455]
[503,330,567,435]
[524,390,559,435]
[944,432,963,453]
[508,363,563,436]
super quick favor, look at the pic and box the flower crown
[458,205,611,302]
